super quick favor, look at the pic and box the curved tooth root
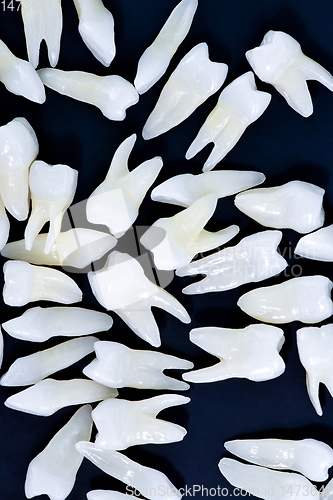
[295,224,333,262]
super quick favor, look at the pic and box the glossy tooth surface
[142,42,228,140]
[5,378,117,416]
[177,230,287,294]
[83,340,193,391]
[88,252,190,347]
[295,224,333,262]
[186,72,271,171]
[235,180,325,234]
[1,306,112,342]
[86,134,163,236]
[39,68,139,121]
[238,276,333,324]
[3,261,82,307]
[76,442,182,500]
[225,438,333,482]
[25,405,92,500]
[134,0,198,94]
[0,195,9,251]
[246,30,333,117]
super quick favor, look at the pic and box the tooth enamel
[224,438,333,482]
[134,0,198,94]
[3,261,83,307]
[142,42,228,140]
[0,195,9,251]
[176,230,287,295]
[4,378,118,416]
[88,252,190,347]
[246,30,333,117]
[38,68,139,121]
[238,276,333,324]
[186,72,271,171]
[86,134,163,236]
[295,225,333,262]
[75,441,182,500]
[235,180,325,234]
[25,405,92,500]
[83,340,193,391]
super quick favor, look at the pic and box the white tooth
[246,30,333,117]
[0,117,39,221]
[238,276,333,324]
[25,405,92,500]
[75,441,182,500]
[21,0,62,68]
[295,224,333,262]
[225,438,333,482]
[38,68,139,121]
[3,261,82,307]
[83,340,193,391]
[4,378,117,416]
[235,180,325,234]
[73,0,115,67]
[141,194,239,271]
[88,252,190,347]
[25,160,78,254]
[177,230,287,295]
[186,72,271,171]
[134,0,198,94]
[0,195,9,251]
[142,42,228,140]
[1,337,97,387]
[321,477,333,500]
[0,39,45,103]
[86,134,163,236]
[87,492,129,500]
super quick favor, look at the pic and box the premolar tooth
[0,195,9,251]
[295,225,333,262]
[238,276,333,324]
[142,42,228,140]
[235,180,325,234]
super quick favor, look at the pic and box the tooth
[238,276,333,324]
[88,252,190,347]
[141,194,239,271]
[295,225,333,262]
[3,261,83,307]
[4,378,117,416]
[321,477,333,500]
[75,441,182,500]
[24,160,78,254]
[38,68,139,121]
[0,195,9,251]
[86,134,163,236]
[186,72,271,171]
[83,340,193,391]
[142,42,228,140]
[177,230,287,295]
[134,0,198,94]
[0,337,98,387]
[246,30,333,117]
[235,180,325,234]
[21,0,63,68]
[224,438,333,482]
[0,117,39,221]
[25,405,92,500]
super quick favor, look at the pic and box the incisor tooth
[295,224,333,262]
[0,195,9,251]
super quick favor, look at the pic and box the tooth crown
[295,224,333,262]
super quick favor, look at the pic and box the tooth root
[0,195,9,251]
[295,225,333,262]
[115,307,162,347]
[275,68,313,117]
[301,53,333,90]
[150,288,191,323]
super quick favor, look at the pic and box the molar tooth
[142,42,228,140]
[0,195,9,251]
[295,225,333,262]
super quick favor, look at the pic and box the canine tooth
[83,340,193,391]
[25,405,92,500]
[38,68,139,121]
[186,72,271,171]
[3,261,82,306]
[134,0,198,94]
[235,180,325,234]
[142,42,228,140]
[246,30,333,117]
[0,195,9,251]
[86,134,163,236]
[238,276,333,324]
[295,225,333,262]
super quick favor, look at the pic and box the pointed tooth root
[295,225,333,262]
[149,288,191,324]
[115,306,162,347]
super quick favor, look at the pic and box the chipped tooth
[83,340,193,391]
[295,224,333,262]
[38,68,139,121]
[86,134,163,236]
[142,42,228,140]
[0,195,9,251]
[134,0,198,94]
[238,276,333,324]
[235,180,325,234]
[25,405,92,500]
